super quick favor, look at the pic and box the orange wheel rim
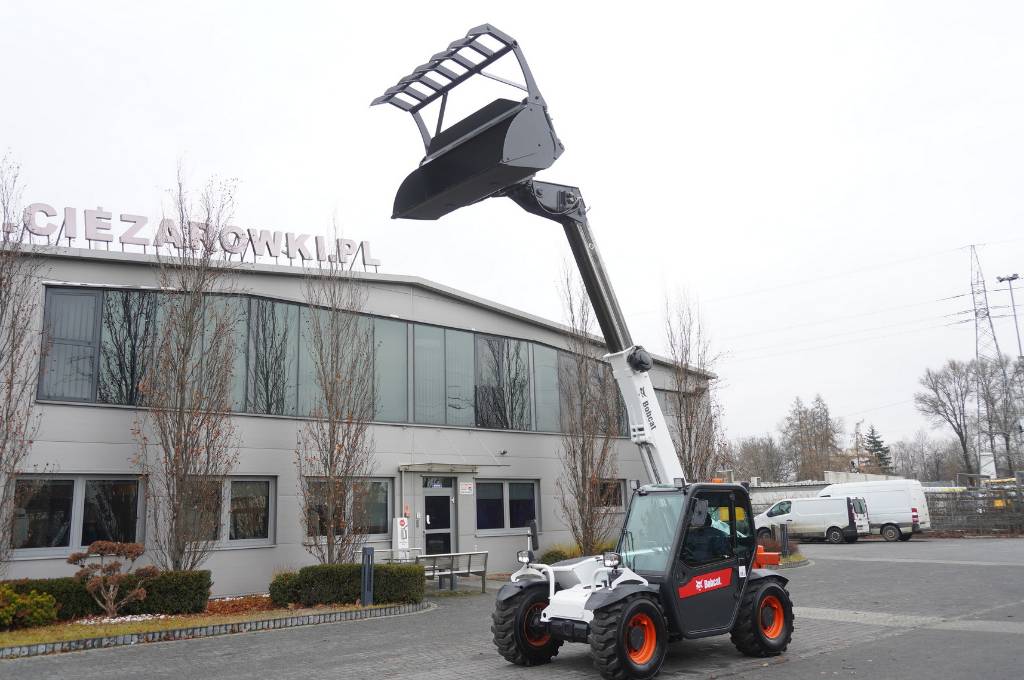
[626,613,657,665]
[759,595,785,639]
[523,602,551,647]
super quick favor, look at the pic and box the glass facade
[37,286,629,435]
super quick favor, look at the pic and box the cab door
[673,489,751,636]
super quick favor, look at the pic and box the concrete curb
[770,558,811,570]
[0,601,436,660]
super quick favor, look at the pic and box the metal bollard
[361,546,374,606]
[780,524,790,558]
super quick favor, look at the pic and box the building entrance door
[422,477,455,554]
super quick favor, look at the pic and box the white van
[818,479,930,541]
[755,496,870,544]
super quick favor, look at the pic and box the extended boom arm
[506,181,685,485]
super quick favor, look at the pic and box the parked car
[755,496,870,544]
[818,479,931,541]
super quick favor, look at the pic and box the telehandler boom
[372,24,793,680]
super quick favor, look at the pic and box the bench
[415,551,489,592]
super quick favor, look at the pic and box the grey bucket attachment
[371,24,563,220]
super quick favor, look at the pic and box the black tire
[757,528,773,544]
[844,535,858,543]
[881,524,901,542]
[589,594,668,680]
[731,580,794,658]
[491,587,563,667]
[898,532,913,542]
[825,527,844,544]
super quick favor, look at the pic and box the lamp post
[997,273,1022,358]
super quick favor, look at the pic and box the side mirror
[529,519,539,551]
[689,499,709,528]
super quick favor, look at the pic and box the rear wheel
[731,580,794,657]
[898,532,913,542]
[491,587,562,666]
[589,594,668,680]
[825,527,844,544]
[881,524,901,542]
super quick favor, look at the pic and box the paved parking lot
[5,538,1023,679]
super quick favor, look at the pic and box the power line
[725,321,963,363]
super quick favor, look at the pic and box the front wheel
[731,580,794,657]
[492,587,563,666]
[589,594,668,680]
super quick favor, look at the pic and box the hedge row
[3,571,211,621]
[271,564,424,607]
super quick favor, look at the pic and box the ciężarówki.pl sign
[8,202,381,268]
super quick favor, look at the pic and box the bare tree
[132,170,242,571]
[663,292,724,481]
[730,434,790,482]
[914,359,975,475]
[890,430,963,482]
[0,153,46,577]
[973,355,1019,474]
[779,395,844,479]
[295,249,375,564]
[555,268,620,555]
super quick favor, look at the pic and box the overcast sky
[3,2,1023,445]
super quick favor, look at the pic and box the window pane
[12,480,75,549]
[476,482,505,530]
[445,330,475,426]
[209,295,247,412]
[508,482,536,528]
[598,481,623,508]
[414,325,445,424]
[475,336,531,430]
[374,318,408,421]
[362,481,390,535]
[82,480,139,544]
[40,290,100,401]
[246,299,298,415]
[230,480,270,540]
[305,479,337,537]
[532,345,560,432]
[297,306,322,416]
[183,480,221,541]
[98,291,156,406]
[681,492,734,566]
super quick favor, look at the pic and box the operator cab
[619,483,758,639]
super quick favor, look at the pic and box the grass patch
[0,603,372,648]
[780,552,806,565]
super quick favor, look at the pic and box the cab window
[767,501,791,517]
[680,491,753,566]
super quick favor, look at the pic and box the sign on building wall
[459,482,474,495]
[10,201,381,270]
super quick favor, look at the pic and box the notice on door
[459,482,474,495]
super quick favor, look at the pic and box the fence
[926,489,1024,534]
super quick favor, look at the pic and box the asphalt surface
[4,538,1023,679]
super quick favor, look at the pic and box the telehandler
[372,24,794,680]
